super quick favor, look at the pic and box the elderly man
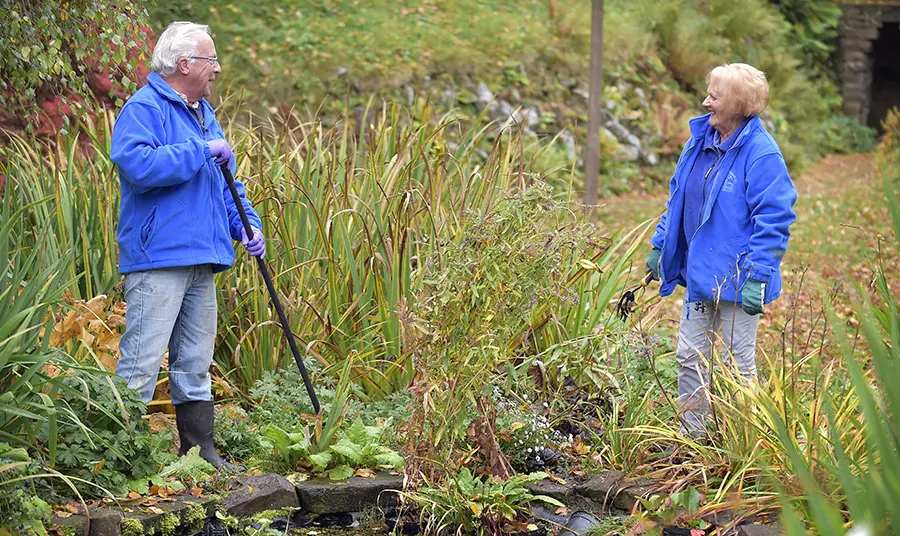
[111,21,265,469]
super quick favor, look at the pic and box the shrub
[815,115,878,155]
[0,444,51,536]
[46,372,172,498]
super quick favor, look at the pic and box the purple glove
[240,227,265,258]
[208,139,235,168]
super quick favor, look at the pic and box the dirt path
[599,153,893,356]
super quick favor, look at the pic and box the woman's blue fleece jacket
[650,113,798,305]
[110,72,261,274]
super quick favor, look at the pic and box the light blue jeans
[676,301,759,436]
[116,265,217,405]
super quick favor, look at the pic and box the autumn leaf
[65,502,82,514]
[549,474,567,485]
[573,440,590,455]
[354,468,377,478]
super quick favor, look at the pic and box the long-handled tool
[221,165,320,414]
[616,272,654,320]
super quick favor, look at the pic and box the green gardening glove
[741,278,766,315]
[645,247,661,281]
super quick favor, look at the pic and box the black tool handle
[221,165,321,414]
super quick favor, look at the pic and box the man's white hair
[150,22,212,77]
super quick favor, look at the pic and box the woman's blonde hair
[707,63,769,118]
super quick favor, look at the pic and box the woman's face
[702,81,741,134]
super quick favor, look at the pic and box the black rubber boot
[175,400,242,472]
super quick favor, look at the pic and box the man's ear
[177,57,191,75]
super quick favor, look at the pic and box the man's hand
[240,227,265,258]
[646,247,661,281]
[208,139,235,168]
[741,278,765,315]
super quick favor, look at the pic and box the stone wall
[838,3,900,124]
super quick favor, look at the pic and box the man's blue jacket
[650,113,798,304]
[110,72,261,274]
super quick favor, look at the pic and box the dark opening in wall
[870,22,900,131]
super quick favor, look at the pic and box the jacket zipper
[184,101,225,264]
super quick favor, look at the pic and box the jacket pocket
[140,205,158,247]
[713,237,749,282]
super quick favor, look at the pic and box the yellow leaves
[48,293,126,370]
[93,458,106,475]
[145,412,175,435]
[578,258,601,271]
[572,438,591,456]
[509,421,526,433]
[354,468,377,478]
[548,474,567,485]
[467,501,483,516]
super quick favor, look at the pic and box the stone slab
[295,472,402,515]
[223,473,299,518]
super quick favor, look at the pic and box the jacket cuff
[202,140,211,159]
[744,260,774,284]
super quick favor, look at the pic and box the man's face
[180,35,220,102]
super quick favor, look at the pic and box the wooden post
[584,0,604,216]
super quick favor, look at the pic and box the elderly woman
[645,63,798,437]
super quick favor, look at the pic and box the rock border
[52,471,779,536]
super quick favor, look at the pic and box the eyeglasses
[188,56,219,66]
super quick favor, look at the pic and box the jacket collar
[688,113,762,150]
[147,72,208,110]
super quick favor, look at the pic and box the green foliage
[404,468,563,536]
[770,0,842,76]
[346,390,411,446]
[156,513,179,536]
[248,365,338,431]
[410,183,593,446]
[0,0,150,126]
[183,504,208,533]
[213,406,261,463]
[0,196,70,453]
[159,447,216,484]
[637,488,710,533]
[815,116,878,155]
[257,418,403,480]
[47,372,172,499]
[3,123,121,301]
[120,518,143,536]
[150,1,558,107]
[0,443,51,536]
[767,144,900,533]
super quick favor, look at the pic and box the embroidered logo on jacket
[722,171,737,193]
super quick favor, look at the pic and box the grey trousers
[676,301,759,435]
